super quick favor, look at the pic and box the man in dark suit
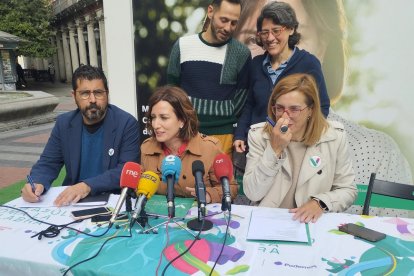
[21,65,140,206]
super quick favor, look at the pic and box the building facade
[22,0,107,83]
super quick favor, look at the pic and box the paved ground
[0,80,75,188]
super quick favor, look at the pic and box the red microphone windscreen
[213,153,233,179]
[120,162,142,189]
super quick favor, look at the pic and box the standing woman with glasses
[243,73,356,223]
[233,1,330,153]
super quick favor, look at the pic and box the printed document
[12,187,109,208]
[247,208,310,243]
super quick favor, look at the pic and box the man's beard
[81,103,106,123]
[210,17,230,43]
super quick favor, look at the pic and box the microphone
[130,171,160,228]
[109,162,141,226]
[161,155,182,218]
[192,160,207,212]
[187,160,213,231]
[213,153,233,211]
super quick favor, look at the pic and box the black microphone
[192,160,207,213]
[161,155,182,218]
[187,160,213,231]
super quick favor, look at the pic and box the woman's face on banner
[237,0,327,61]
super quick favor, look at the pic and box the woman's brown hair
[265,73,328,146]
[146,85,198,141]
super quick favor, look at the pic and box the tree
[0,0,55,58]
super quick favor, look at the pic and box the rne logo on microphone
[215,158,224,164]
[126,169,140,177]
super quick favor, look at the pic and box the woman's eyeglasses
[258,27,286,39]
[272,104,308,117]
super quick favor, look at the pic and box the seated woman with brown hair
[243,73,356,223]
[141,85,238,203]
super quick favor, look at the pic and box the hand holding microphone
[130,171,160,228]
[161,155,182,218]
[266,116,288,133]
[268,114,292,157]
[213,153,233,211]
[109,162,141,226]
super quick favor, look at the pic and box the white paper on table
[247,208,309,243]
[12,187,108,208]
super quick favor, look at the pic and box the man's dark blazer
[30,104,140,195]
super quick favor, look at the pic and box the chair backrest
[362,173,414,215]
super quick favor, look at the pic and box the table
[0,198,413,275]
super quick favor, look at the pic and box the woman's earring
[307,116,311,120]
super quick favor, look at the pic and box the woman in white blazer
[243,73,356,223]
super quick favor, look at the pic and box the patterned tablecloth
[0,197,413,275]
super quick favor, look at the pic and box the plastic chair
[362,173,414,215]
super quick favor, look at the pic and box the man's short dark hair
[211,0,241,8]
[72,65,108,91]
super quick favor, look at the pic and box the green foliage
[0,0,55,58]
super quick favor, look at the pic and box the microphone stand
[187,202,213,231]
[125,189,136,213]
[134,208,154,233]
[132,212,196,237]
[221,196,231,212]
[129,197,195,237]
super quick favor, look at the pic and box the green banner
[354,184,414,210]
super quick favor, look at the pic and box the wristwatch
[312,198,328,212]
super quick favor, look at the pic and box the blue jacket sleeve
[234,85,254,141]
[30,121,65,191]
[233,52,252,117]
[308,58,330,117]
